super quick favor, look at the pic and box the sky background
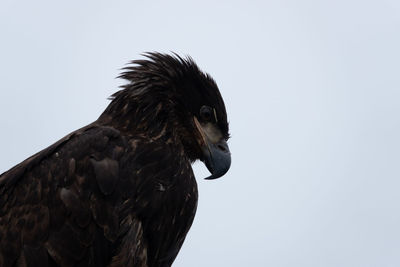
[1,0,400,266]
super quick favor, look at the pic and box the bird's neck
[97,97,183,145]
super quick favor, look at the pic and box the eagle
[0,53,231,267]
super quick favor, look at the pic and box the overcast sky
[1,0,400,266]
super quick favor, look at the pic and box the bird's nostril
[217,144,227,152]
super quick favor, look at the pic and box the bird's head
[101,52,231,180]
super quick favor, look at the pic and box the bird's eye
[200,105,213,121]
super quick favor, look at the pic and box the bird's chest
[124,139,199,263]
[147,168,198,233]
[142,166,198,265]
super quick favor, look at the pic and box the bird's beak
[194,117,231,180]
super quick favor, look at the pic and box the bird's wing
[0,124,95,191]
[0,125,151,267]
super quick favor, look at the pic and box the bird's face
[192,105,231,180]
[170,60,231,180]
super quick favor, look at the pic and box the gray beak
[202,139,231,180]
[193,116,231,180]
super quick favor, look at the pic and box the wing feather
[0,123,197,267]
[0,125,137,266]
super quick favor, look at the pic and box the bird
[0,52,231,267]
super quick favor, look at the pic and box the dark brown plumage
[0,53,230,267]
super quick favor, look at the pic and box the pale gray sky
[1,0,400,266]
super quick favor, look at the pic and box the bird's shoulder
[0,124,137,266]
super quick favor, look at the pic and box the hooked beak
[194,117,231,180]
